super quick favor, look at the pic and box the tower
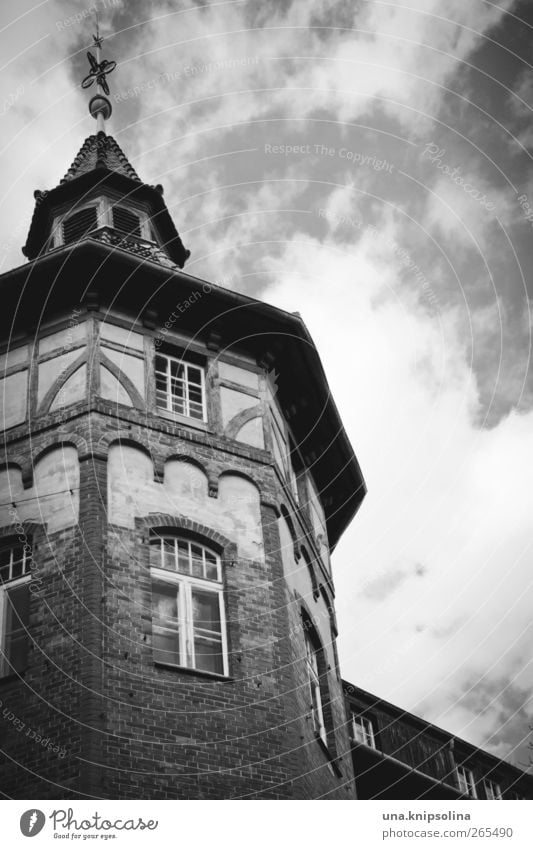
[0,33,366,800]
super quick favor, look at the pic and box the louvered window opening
[62,207,98,244]
[112,206,141,239]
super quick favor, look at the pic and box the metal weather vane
[81,50,116,97]
[81,13,117,130]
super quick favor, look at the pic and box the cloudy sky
[1,0,533,770]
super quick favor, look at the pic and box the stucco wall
[107,445,264,561]
[0,446,79,531]
[0,369,28,428]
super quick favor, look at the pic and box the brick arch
[25,438,86,490]
[163,453,218,497]
[0,460,23,474]
[104,435,158,483]
[0,459,28,491]
[218,468,262,495]
[139,513,235,554]
[0,520,45,535]
[31,435,88,468]
[163,453,210,478]
[99,432,155,463]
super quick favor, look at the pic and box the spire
[81,12,116,132]
[60,133,141,184]
[21,15,190,269]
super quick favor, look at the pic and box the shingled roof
[60,132,141,184]
[22,130,190,268]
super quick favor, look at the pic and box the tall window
[155,353,206,421]
[270,413,298,501]
[150,533,227,676]
[457,765,477,798]
[0,540,31,677]
[484,779,502,800]
[351,713,376,748]
[304,627,326,745]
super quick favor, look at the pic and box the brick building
[344,683,533,800]
[0,55,531,799]
[0,127,366,798]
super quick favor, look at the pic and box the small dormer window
[62,206,98,245]
[112,206,141,239]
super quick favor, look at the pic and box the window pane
[188,367,202,385]
[0,547,11,569]
[205,552,218,581]
[170,360,185,379]
[162,539,176,571]
[5,584,30,673]
[153,628,180,666]
[177,540,190,574]
[11,548,24,579]
[171,396,186,415]
[6,584,30,629]
[189,386,203,402]
[170,378,185,398]
[152,582,178,622]
[194,636,224,675]
[191,545,204,579]
[155,355,205,420]
[192,590,221,633]
[149,540,161,568]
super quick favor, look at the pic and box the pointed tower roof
[22,131,190,268]
[22,20,190,268]
[60,132,141,184]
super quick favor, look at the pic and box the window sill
[154,661,232,682]
[156,408,209,431]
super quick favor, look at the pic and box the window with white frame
[150,534,227,676]
[351,713,376,748]
[484,779,502,800]
[0,540,31,677]
[457,765,477,798]
[304,626,327,745]
[155,353,206,421]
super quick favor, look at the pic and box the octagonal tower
[0,48,365,798]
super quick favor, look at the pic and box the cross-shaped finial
[93,10,103,51]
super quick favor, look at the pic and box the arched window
[0,538,31,677]
[149,532,228,676]
[303,618,327,745]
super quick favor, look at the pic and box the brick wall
[0,401,355,799]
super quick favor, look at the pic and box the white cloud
[261,221,533,759]
[1,0,530,765]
